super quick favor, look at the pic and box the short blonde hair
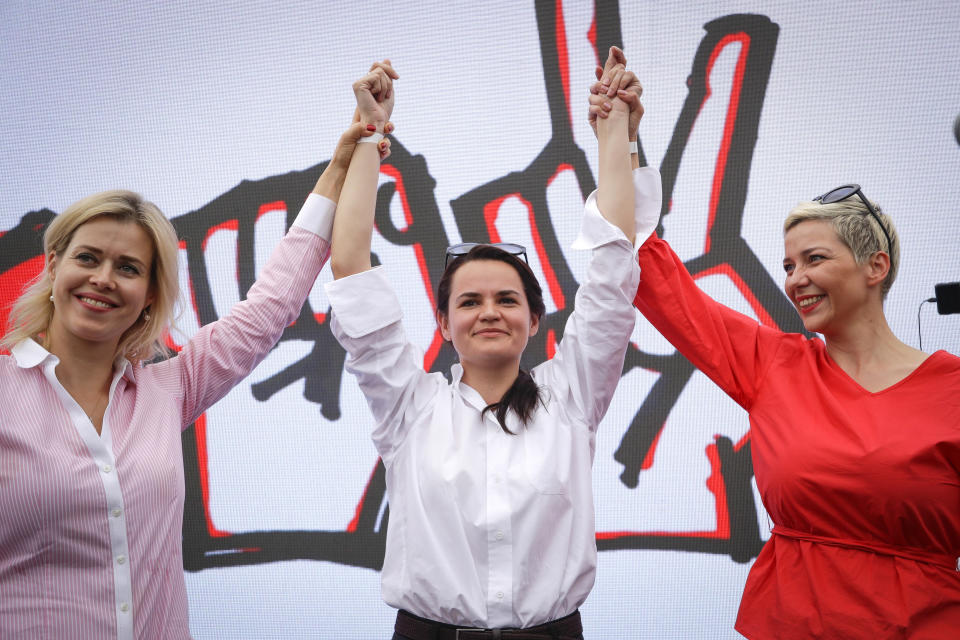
[2,190,180,362]
[784,195,899,299]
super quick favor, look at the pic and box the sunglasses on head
[444,242,528,268]
[813,184,892,254]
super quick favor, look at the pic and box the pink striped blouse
[0,194,333,639]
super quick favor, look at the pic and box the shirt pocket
[521,421,571,495]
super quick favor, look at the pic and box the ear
[437,309,451,342]
[528,313,540,337]
[864,251,890,288]
[46,250,58,280]
[144,285,156,310]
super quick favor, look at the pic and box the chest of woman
[389,386,595,516]
[747,355,960,550]
[0,370,185,555]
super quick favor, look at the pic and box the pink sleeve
[153,225,330,427]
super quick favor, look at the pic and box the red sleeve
[633,233,784,410]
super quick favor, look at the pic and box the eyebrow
[783,246,832,262]
[455,289,521,300]
[73,245,149,269]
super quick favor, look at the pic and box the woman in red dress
[591,48,960,638]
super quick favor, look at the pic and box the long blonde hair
[1,190,180,362]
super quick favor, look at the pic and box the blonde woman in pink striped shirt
[0,80,395,638]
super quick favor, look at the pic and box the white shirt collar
[11,338,137,383]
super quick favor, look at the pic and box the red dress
[633,235,960,639]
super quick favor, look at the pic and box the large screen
[2,2,958,637]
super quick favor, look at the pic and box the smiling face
[47,216,155,354]
[782,219,876,336]
[438,259,540,373]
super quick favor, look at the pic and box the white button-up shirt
[325,170,661,628]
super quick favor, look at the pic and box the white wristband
[358,132,384,144]
[629,139,638,154]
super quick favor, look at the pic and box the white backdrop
[2,1,959,638]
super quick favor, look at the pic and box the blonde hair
[784,196,900,299]
[2,190,180,362]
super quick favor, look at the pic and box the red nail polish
[366,124,376,131]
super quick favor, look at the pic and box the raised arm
[589,48,783,408]
[330,60,398,279]
[594,49,635,241]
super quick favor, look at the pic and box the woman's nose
[89,264,116,289]
[479,302,499,319]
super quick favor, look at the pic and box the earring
[142,307,151,322]
[49,295,54,302]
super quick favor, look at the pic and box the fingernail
[366,124,376,131]
[604,102,612,109]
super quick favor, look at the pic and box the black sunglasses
[813,184,892,254]
[444,242,528,268]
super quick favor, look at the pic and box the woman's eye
[500,297,518,305]
[783,263,793,273]
[808,254,824,263]
[75,253,96,264]
[119,263,141,276]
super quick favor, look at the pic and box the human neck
[460,361,520,406]
[823,307,926,388]
[46,330,118,396]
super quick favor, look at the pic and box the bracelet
[358,132,384,145]
[629,139,638,154]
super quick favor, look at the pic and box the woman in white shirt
[325,56,656,639]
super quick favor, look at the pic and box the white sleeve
[324,267,439,461]
[535,168,662,431]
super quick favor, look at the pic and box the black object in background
[935,282,960,315]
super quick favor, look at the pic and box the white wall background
[2,1,959,637]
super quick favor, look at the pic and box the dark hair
[437,245,546,434]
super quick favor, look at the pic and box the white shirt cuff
[292,193,336,241]
[571,166,662,254]
[324,266,403,338]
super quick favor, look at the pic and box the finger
[385,121,395,135]
[617,89,641,109]
[595,65,603,81]
[590,80,604,95]
[588,93,613,109]
[588,104,610,119]
[600,46,622,84]
[369,60,400,80]
[620,71,642,96]
[610,46,627,66]
[607,68,625,96]
[601,63,624,93]
[340,122,366,145]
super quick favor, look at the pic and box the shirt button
[495,530,504,540]
[120,603,130,613]
[112,508,122,518]
[117,555,126,565]
[102,464,112,474]
[496,591,504,599]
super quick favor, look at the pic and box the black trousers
[392,633,585,639]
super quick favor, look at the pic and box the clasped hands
[589,46,644,142]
